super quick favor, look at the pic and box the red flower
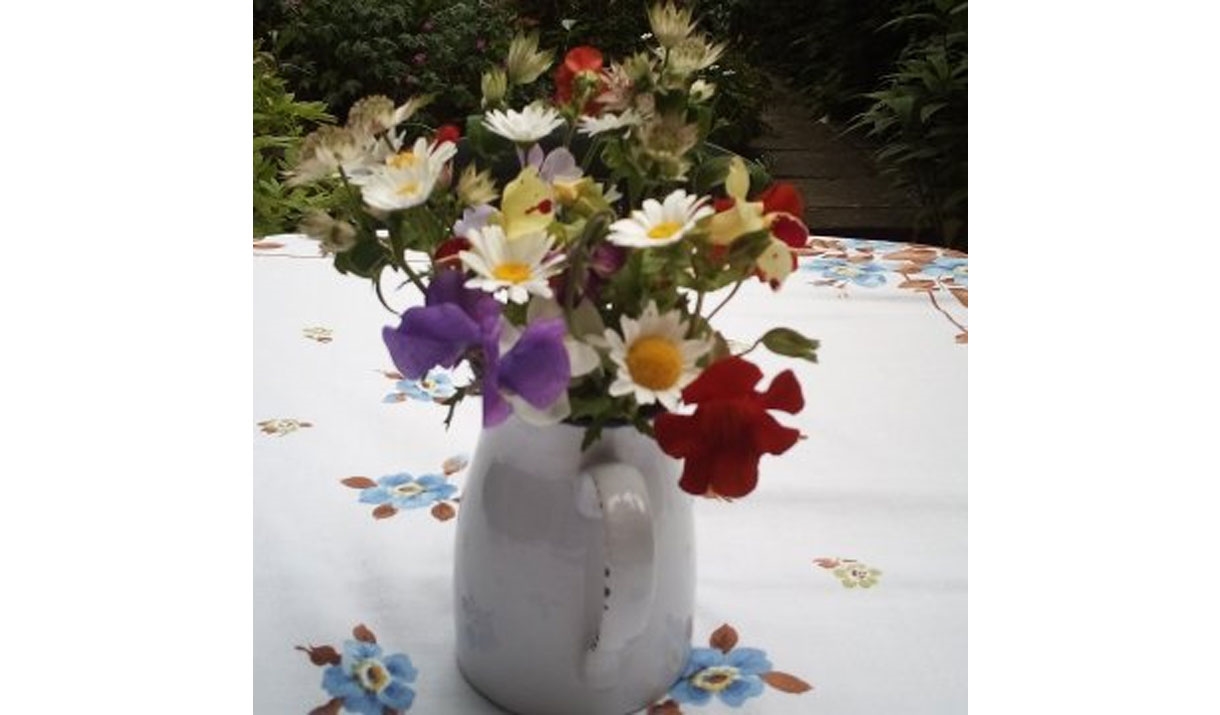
[758,181,805,218]
[435,123,462,145]
[433,236,471,267]
[554,46,605,112]
[655,357,804,498]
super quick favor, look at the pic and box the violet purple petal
[383,304,481,380]
[496,319,571,409]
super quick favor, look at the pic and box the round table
[254,233,967,714]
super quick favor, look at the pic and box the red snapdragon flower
[433,236,471,267]
[434,123,462,146]
[655,357,804,498]
[554,46,605,113]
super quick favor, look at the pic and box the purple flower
[481,318,570,427]
[383,271,571,428]
[422,20,434,32]
[476,38,487,51]
[413,52,427,65]
[382,269,500,380]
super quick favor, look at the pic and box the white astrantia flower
[460,225,565,304]
[482,104,566,144]
[606,189,713,248]
[359,137,457,211]
[604,302,711,410]
[577,109,643,137]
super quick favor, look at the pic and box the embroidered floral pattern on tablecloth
[649,624,812,713]
[798,238,967,343]
[341,455,468,522]
[303,327,334,343]
[382,367,458,404]
[257,418,313,436]
[814,557,883,588]
[297,623,417,714]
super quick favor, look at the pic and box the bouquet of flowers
[288,2,819,499]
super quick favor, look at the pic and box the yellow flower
[500,166,555,240]
[457,164,499,207]
[647,2,697,49]
[505,32,553,85]
[481,68,508,108]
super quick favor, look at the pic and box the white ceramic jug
[454,416,696,715]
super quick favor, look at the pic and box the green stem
[705,279,744,322]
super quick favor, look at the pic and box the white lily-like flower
[604,301,711,410]
[606,189,713,248]
[483,105,566,144]
[647,2,698,49]
[460,225,565,304]
[577,109,643,137]
[359,137,457,211]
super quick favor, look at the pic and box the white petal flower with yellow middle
[577,109,643,137]
[606,189,713,248]
[359,138,457,211]
[460,225,565,304]
[482,104,566,144]
[604,302,711,410]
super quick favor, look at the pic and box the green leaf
[760,327,820,363]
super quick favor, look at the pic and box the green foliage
[255,0,516,125]
[734,0,906,120]
[850,0,967,246]
[253,44,337,237]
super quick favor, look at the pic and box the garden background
[254,0,966,249]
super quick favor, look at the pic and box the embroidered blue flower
[384,368,457,403]
[802,257,887,287]
[359,473,457,510]
[921,257,968,287]
[321,640,417,714]
[669,646,772,707]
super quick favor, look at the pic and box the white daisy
[482,104,566,144]
[460,225,565,304]
[359,138,457,211]
[604,302,711,410]
[577,110,643,137]
[606,189,713,248]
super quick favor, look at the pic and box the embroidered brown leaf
[431,502,456,521]
[253,241,285,250]
[342,477,377,489]
[299,421,314,428]
[943,248,968,258]
[709,623,738,653]
[898,279,937,290]
[372,504,398,520]
[847,254,874,264]
[381,370,404,380]
[442,455,470,475]
[882,247,936,263]
[309,698,342,715]
[950,288,968,307]
[761,671,813,693]
[648,699,684,714]
[295,644,341,666]
[353,623,377,643]
[955,332,969,344]
[813,558,840,569]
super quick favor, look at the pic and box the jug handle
[582,462,655,685]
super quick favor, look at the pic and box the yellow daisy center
[387,152,420,169]
[625,336,683,390]
[647,221,684,240]
[396,180,421,197]
[356,660,391,693]
[492,261,532,284]
[692,666,740,693]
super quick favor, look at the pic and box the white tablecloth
[254,234,967,714]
